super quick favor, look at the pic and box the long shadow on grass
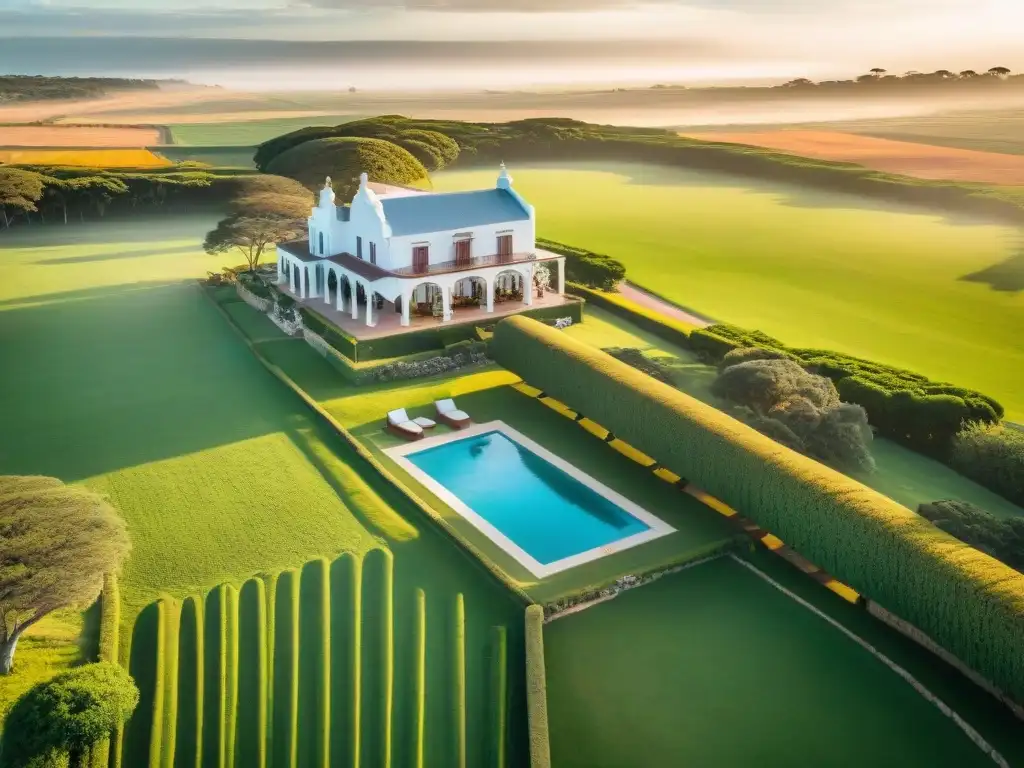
[0,282,316,481]
[35,244,199,265]
[960,249,1024,292]
[565,160,1014,227]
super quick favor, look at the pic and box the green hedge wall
[298,306,359,361]
[355,300,584,362]
[524,605,551,768]
[568,283,695,349]
[493,316,1024,703]
[535,238,625,290]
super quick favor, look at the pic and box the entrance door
[497,234,512,262]
[412,246,429,273]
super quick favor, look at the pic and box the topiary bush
[265,137,428,195]
[537,239,625,290]
[0,663,139,768]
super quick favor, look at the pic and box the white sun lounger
[386,408,435,440]
[435,399,471,429]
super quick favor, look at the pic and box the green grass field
[435,163,1024,421]
[0,218,527,764]
[167,116,355,147]
[545,553,1022,767]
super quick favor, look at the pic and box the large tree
[0,167,46,229]
[0,662,138,768]
[0,476,130,675]
[204,175,312,272]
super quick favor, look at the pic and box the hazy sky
[0,0,1020,74]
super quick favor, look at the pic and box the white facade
[276,165,565,330]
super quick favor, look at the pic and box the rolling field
[0,124,163,147]
[816,109,1024,156]
[0,147,170,167]
[678,129,1024,184]
[167,116,355,147]
[435,163,1024,421]
[0,218,527,762]
[545,554,1020,767]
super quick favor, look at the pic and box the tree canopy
[264,136,429,195]
[204,174,312,271]
[711,355,875,474]
[0,662,138,768]
[0,167,46,228]
[0,476,130,675]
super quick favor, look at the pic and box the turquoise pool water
[406,430,651,565]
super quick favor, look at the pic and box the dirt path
[680,129,1024,185]
[617,282,712,328]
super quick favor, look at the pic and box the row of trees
[0,75,158,104]
[783,66,1014,88]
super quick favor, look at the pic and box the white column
[442,285,452,322]
[485,277,494,313]
[323,268,332,306]
[400,291,411,327]
[365,288,375,327]
[523,267,534,306]
[336,273,346,312]
[299,265,307,299]
[287,258,296,293]
[276,255,284,285]
[557,258,566,294]
[308,265,318,299]
[350,281,359,320]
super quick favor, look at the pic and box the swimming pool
[387,421,674,577]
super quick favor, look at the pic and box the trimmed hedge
[412,589,427,768]
[298,306,358,360]
[524,605,551,768]
[329,553,361,768]
[297,559,330,768]
[493,316,1024,703]
[454,593,467,768]
[174,596,203,768]
[356,300,583,362]
[490,625,508,768]
[90,575,121,768]
[567,283,696,349]
[536,238,625,289]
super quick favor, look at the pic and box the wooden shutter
[413,246,429,273]
[456,239,471,266]
[497,235,512,261]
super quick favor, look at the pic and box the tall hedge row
[493,316,1024,703]
[523,605,551,768]
[567,283,696,349]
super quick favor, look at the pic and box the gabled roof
[379,188,529,237]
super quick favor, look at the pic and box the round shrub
[400,129,461,165]
[265,137,428,195]
[396,138,445,171]
[0,662,139,768]
[718,345,794,372]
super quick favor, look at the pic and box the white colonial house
[275,164,566,331]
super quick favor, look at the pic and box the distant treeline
[0,75,159,104]
[780,66,1016,89]
[255,115,1024,226]
[0,165,270,228]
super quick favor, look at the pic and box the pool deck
[385,420,675,578]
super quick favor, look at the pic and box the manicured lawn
[0,219,527,765]
[567,307,1024,519]
[544,555,1004,768]
[435,163,1024,421]
[246,331,736,605]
